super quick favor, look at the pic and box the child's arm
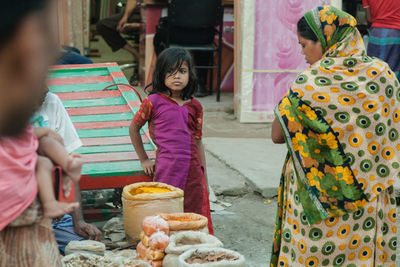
[34,127,64,145]
[196,139,208,187]
[34,126,50,139]
[129,122,155,176]
[130,98,155,176]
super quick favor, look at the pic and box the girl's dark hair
[297,16,318,42]
[148,47,197,100]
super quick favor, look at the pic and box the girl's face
[297,33,323,65]
[164,62,189,92]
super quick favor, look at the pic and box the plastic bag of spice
[136,241,165,260]
[159,213,209,235]
[148,231,170,250]
[178,248,246,267]
[163,231,223,267]
[122,182,183,243]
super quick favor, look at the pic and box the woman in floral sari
[271,6,399,267]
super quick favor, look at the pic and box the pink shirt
[0,125,38,230]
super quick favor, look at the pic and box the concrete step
[204,137,287,198]
[204,137,400,202]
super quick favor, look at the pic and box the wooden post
[233,0,241,115]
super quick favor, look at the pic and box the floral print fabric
[271,5,399,267]
[305,6,357,53]
[271,157,397,267]
[276,90,367,224]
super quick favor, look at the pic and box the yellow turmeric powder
[169,217,199,222]
[130,186,171,195]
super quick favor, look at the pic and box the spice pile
[185,250,239,264]
[62,254,104,267]
[62,250,150,267]
[130,186,171,195]
[159,213,209,235]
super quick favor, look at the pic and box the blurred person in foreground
[0,0,63,266]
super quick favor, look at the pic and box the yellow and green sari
[271,6,399,267]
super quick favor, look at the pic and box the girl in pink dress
[130,48,213,233]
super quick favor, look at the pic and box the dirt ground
[211,194,400,267]
[211,193,277,267]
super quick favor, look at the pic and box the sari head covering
[304,6,357,53]
[275,6,400,225]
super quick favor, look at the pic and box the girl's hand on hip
[141,159,155,176]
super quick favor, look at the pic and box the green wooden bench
[48,63,154,193]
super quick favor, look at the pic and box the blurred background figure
[61,0,232,99]
[58,46,93,65]
[363,0,400,79]
[153,0,222,97]
[96,0,140,61]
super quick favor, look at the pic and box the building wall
[237,0,343,123]
[56,0,90,55]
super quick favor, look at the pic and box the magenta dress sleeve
[133,98,153,127]
[194,102,203,140]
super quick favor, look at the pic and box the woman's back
[270,6,400,267]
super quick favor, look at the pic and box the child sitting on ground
[34,126,82,218]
